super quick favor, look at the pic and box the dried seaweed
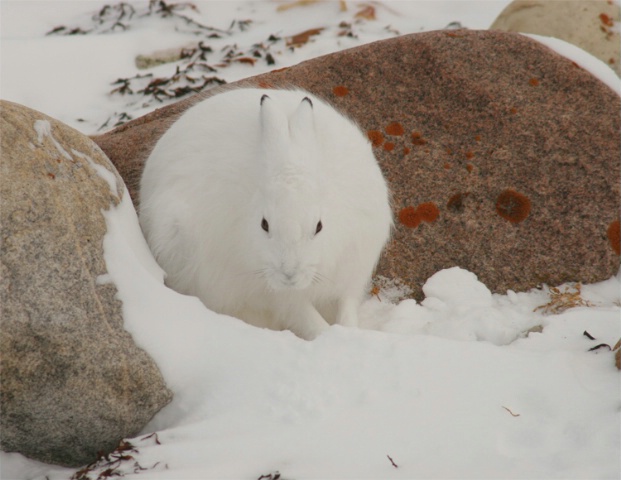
[534,284,594,315]
[355,5,376,20]
[98,112,134,132]
[276,0,322,12]
[257,472,283,480]
[71,440,137,480]
[370,276,413,303]
[583,330,596,340]
[387,454,399,468]
[583,330,616,353]
[286,28,325,47]
[47,0,403,130]
[70,435,165,480]
[103,30,284,127]
[588,343,612,352]
[109,62,224,99]
[47,0,227,37]
[277,0,348,13]
[502,406,520,417]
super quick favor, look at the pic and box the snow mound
[363,267,544,346]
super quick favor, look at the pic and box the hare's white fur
[139,88,392,340]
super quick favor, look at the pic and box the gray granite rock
[0,100,173,467]
[92,30,620,300]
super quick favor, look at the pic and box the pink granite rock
[92,30,620,299]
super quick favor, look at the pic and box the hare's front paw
[287,304,330,341]
[335,297,359,328]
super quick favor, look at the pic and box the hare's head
[254,94,326,291]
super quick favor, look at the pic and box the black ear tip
[260,94,270,105]
[302,97,313,108]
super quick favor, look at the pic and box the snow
[33,119,73,160]
[71,147,120,196]
[1,1,620,480]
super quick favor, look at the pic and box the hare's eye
[261,217,269,233]
[315,220,323,235]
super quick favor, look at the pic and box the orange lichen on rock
[447,192,470,212]
[412,132,427,145]
[385,122,404,136]
[417,202,439,222]
[384,142,395,152]
[367,130,384,147]
[608,220,620,255]
[466,164,474,172]
[333,85,349,97]
[398,206,420,228]
[496,189,531,223]
[529,78,540,86]
[403,147,411,155]
[465,150,474,159]
[600,13,614,27]
[398,202,440,228]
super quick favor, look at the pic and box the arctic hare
[139,88,392,339]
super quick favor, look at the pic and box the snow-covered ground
[1,1,620,479]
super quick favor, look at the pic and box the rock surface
[0,100,173,467]
[92,30,620,300]
[491,0,621,76]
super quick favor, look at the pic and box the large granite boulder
[491,0,621,77]
[92,30,620,300]
[0,101,173,467]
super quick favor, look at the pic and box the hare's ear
[260,94,288,150]
[290,96,315,142]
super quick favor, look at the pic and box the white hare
[139,88,392,340]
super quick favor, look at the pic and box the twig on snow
[257,472,281,480]
[502,406,521,417]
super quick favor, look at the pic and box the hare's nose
[280,267,304,288]
[282,271,298,285]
